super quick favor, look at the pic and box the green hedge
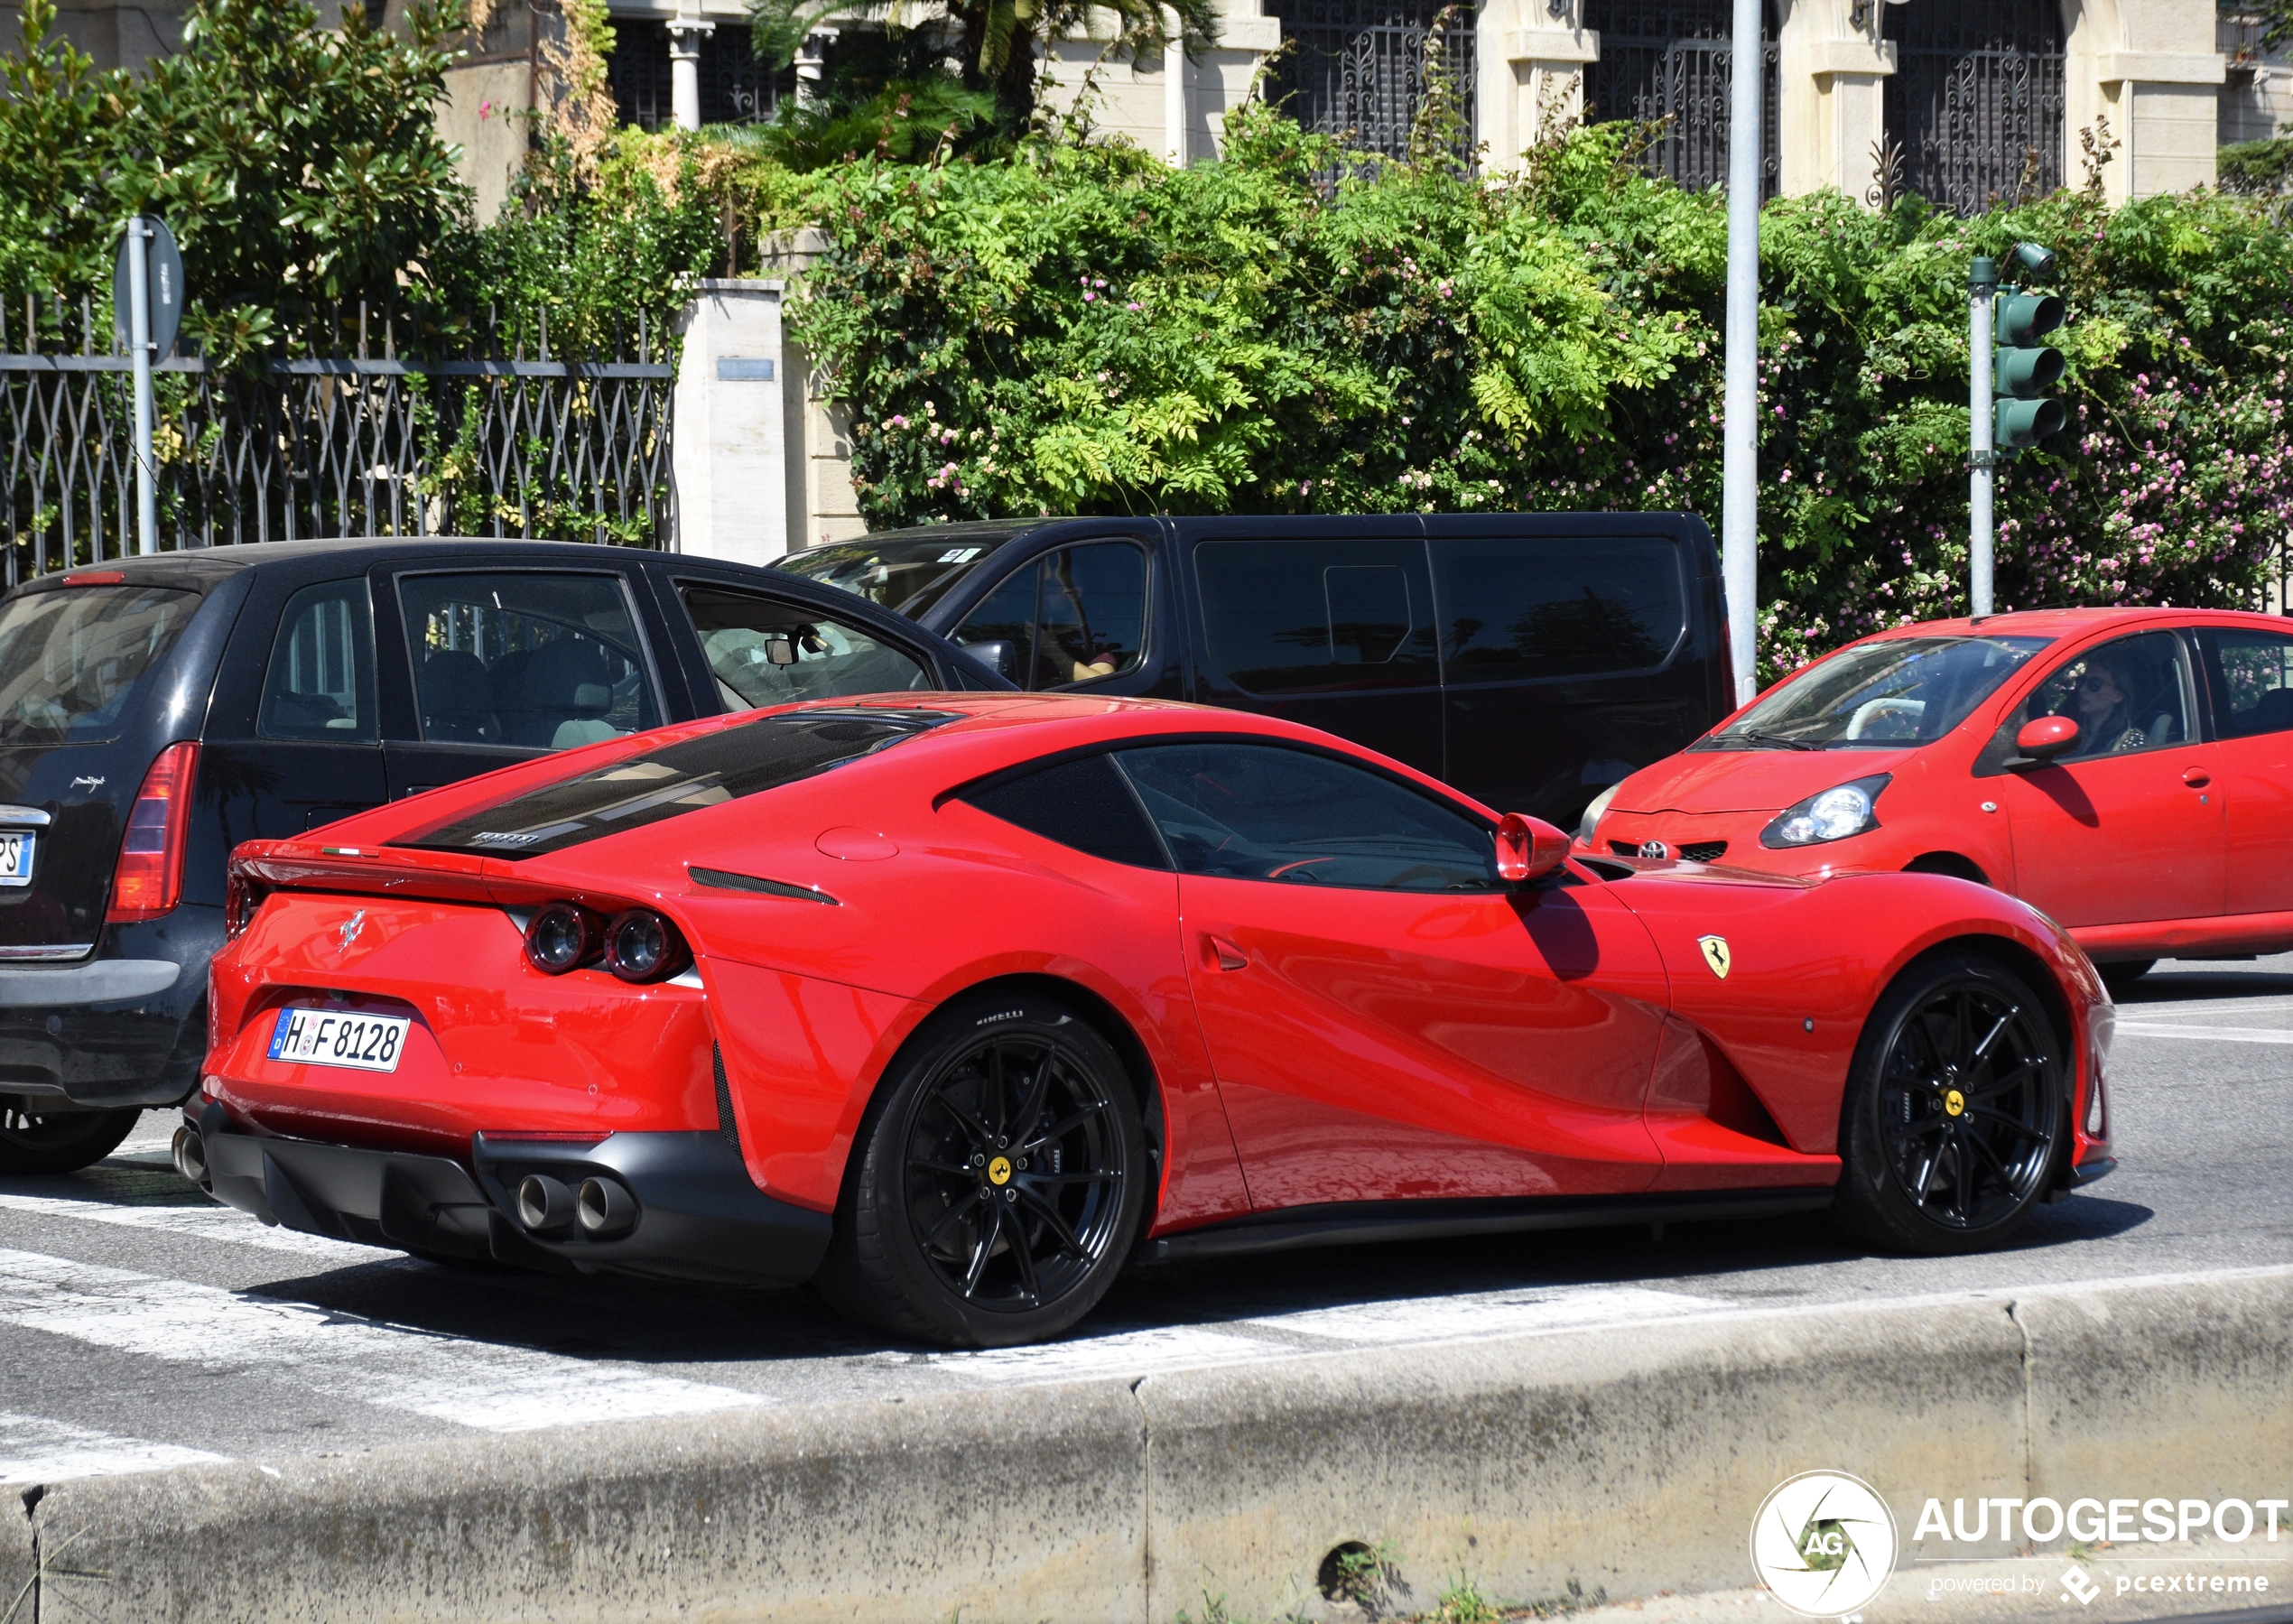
[789,111,2293,679]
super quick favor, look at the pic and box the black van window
[258,580,379,743]
[1431,536,1686,683]
[953,543,1148,691]
[0,583,196,745]
[399,571,662,751]
[1195,539,1439,695]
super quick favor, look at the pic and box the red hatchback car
[1583,608,2293,993]
[185,695,2111,1346]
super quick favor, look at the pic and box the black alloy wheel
[0,1098,141,1176]
[1833,952,2065,1253]
[815,991,1146,1347]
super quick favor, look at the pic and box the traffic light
[1993,242,2064,450]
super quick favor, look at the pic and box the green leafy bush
[789,109,2293,679]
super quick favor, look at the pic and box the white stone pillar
[667,10,714,132]
[673,280,791,564]
[1488,0,1598,173]
[1165,7,1188,164]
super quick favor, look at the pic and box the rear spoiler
[226,840,645,930]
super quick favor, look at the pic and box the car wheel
[815,990,1147,1348]
[1832,952,2065,1255]
[0,1100,141,1176]
[2096,959,2156,998]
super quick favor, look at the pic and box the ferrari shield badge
[1697,934,1731,979]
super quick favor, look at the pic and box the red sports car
[184,695,2113,1347]
[1582,608,2293,994]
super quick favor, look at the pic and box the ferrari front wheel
[1833,952,2065,1255]
[814,990,1147,1348]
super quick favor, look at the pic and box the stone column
[1484,0,1599,172]
[1775,0,1896,205]
[672,280,792,564]
[667,8,714,132]
[2065,0,2224,202]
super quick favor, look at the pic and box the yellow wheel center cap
[987,1155,1013,1185]
[1944,1089,1965,1117]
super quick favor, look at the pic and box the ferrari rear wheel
[815,990,1146,1348]
[0,1099,140,1176]
[1833,952,2064,1254]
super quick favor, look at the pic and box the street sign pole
[1719,0,1763,705]
[1968,255,1996,618]
[125,217,158,556]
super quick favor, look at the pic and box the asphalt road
[2,952,2287,1483]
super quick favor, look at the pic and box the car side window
[1430,535,1686,683]
[1193,537,1439,696]
[2200,628,2293,738]
[398,571,661,751]
[257,580,379,744]
[952,542,1147,691]
[956,752,1172,868]
[1113,742,1498,891]
[2014,631,2196,759]
[680,585,929,711]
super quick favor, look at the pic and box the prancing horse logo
[338,909,367,952]
[1698,934,1731,979]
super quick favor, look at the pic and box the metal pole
[1719,0,1763,705]
[1969,255,1997,618]
[126,216,159,558]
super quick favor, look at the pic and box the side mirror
[961,638,1017,681]
[1496,813,1572,883]
[2012,715,2080,766]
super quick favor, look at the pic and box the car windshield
[779,534,1023,619]
[0,583,199,745]
[1699,635,2053,750]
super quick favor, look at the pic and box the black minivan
[0,538,1005,1174]
[782,512,1730,824]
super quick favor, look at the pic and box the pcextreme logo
[1751,1471,1899,1617]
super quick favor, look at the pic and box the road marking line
[933,1324,1277,1383]
[0,1248,764,1433]
[2113,1022,2293,1045]
[0,1410,228,1484]
[2123,996,2293,1016]
[1246,1284,1734,1346]
[0,1190,391,1263]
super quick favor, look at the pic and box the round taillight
[525,903,602,975]
[602,908,689,984]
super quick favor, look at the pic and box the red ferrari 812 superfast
[185,695,2115,1347]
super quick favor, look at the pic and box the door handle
[2182,767,2212,789]
[1201,934,1248,972]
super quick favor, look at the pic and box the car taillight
[107,741,198,923]
[525,903,605,975]
[602,908,689,984]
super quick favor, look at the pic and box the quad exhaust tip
[515,1174,577,1233]
[576,1176,638,1238]
[171,1124,206,1186]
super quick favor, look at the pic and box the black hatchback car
[0,538,1006,1174]
[781,512,1731,824]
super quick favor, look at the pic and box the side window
[681,586,928,711]
[2201,628,2293,738]
[258,580,378,744]
[1194,538,1438,695]
[1114,742,1497,891]
[1430,535,1686,682]
[953,543,1148,691]
[2014,632,2196,759]
[957,753,1171,868]
[398,572,661,751]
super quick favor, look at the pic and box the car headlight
[1759,775,1890,849]
[1577,783,1622,845]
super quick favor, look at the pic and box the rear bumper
[193,1104,831,1286]
[0,908,218,1108]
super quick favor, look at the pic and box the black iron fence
[1264,0,1477,165]
[1,298,675,586]
[1883,0,2065,215]
[1585,0,1780,200]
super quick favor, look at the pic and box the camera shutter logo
[1750,1471,1898,1617]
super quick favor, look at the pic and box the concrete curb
[13,1267,2293,1622]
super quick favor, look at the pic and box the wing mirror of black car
[963,638,1017,681]
[1496,813,1572,883]
[2009,715,2080,768]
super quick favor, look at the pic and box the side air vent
[713,1044,740,1150]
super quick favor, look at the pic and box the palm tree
[746,0,1222,137]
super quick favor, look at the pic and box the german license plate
[0,831,33,886]
[267,1007,412,1074]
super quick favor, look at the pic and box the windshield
[778,534,1022,619]
[0,583,199,745]
[1700,635,2053,750]
[393,708,956,858]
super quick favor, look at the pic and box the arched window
[1262,0,1478,163]
[1882,0,2066,214]
[1584,0,1779,199]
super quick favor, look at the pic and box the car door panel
[2197,625,2293,917]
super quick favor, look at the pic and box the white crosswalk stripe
[0,1411,228,1485]
[0,1248,765,1434]
[0,1190,390,1263]
[1244,1283,1734,1345]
